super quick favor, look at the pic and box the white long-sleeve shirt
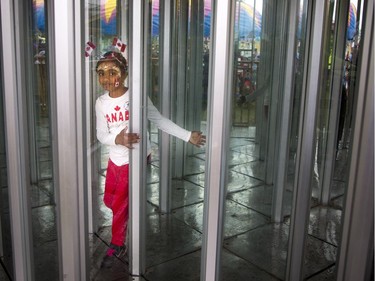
[95,91,191,166]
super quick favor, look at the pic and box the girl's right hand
[115,127,140,148]
[189,131,206,147]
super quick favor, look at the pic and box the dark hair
[96,51,128,74]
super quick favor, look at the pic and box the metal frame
[0,0,34,279]
[336,1,374,279]
[272,0,299,222]
[173,0,189,178]
[286,0,328,280]
[0,21,4,259]
[52,0,89,279]
[319,0,350,204]
[256,0,273,163]
[265,0,283,186]
[187,0,205,157]
[200,0,234,280]
[158,0,173,213]
[84,0,98,235]
[74,1,90,278]
[128,0,147,275]
[24,0,40,187]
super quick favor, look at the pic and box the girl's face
[97,61,126,92]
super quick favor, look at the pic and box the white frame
[200,0,234,280]
[1,0,34,279]
[286,0,328,279]
[336,0,374,279]
[128,0,147,275]
[52,0,89,279]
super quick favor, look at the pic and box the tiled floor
[0,267,9,281]
[0,125,348,281]
[88,128,348,281]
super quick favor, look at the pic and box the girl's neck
[109,86,127,98]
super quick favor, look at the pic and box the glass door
[303,0,367,280]
[86,0,209,279]
[222,0,314,279]
[30,2,59,279]
[24,1,60,279]
[0,0,59,279]
[84,1,132,278]
[144,0,208,280]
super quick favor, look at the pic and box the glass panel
[288,0,308,186]
[0,22,13,279]
[148,0,160,183]
[223,0,311,279]
[144,0,208,279]
[233,0,260,129]
[304,0,365,279]
[85,0,132,278]
[30,1,59,280]
[86,0,207,278]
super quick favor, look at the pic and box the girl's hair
[96,51,128,74]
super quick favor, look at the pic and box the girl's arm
[147,97,191,142]
[95,99,117,145]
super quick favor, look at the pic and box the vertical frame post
[129,0,147,276]
[158,0,173,213]
[0,0,34,279]
[336,1,374,279]
[52,0,88,279]
[201,0,234,280]
[186,0,205,157]
[320,0,350,204]
[173,0,189,178]
[272,0,299,222]
[286,0,328,280]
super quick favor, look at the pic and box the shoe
[101,243,126,268]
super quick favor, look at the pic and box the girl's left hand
[189,131,206,147]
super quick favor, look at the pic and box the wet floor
[0,125,348,281]
[87,127,347,281]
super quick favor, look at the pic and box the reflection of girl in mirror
[95,50,206,268]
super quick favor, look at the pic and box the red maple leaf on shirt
[114,106,120,111]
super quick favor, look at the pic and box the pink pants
[103,159,129,247]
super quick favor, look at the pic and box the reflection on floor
[0,126,348,281]
[89,127,348,281]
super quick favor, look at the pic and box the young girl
[95,51,205,268]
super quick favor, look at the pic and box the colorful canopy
[347,3,357,40]
[33,0,357,41]
[152,0,262,38]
